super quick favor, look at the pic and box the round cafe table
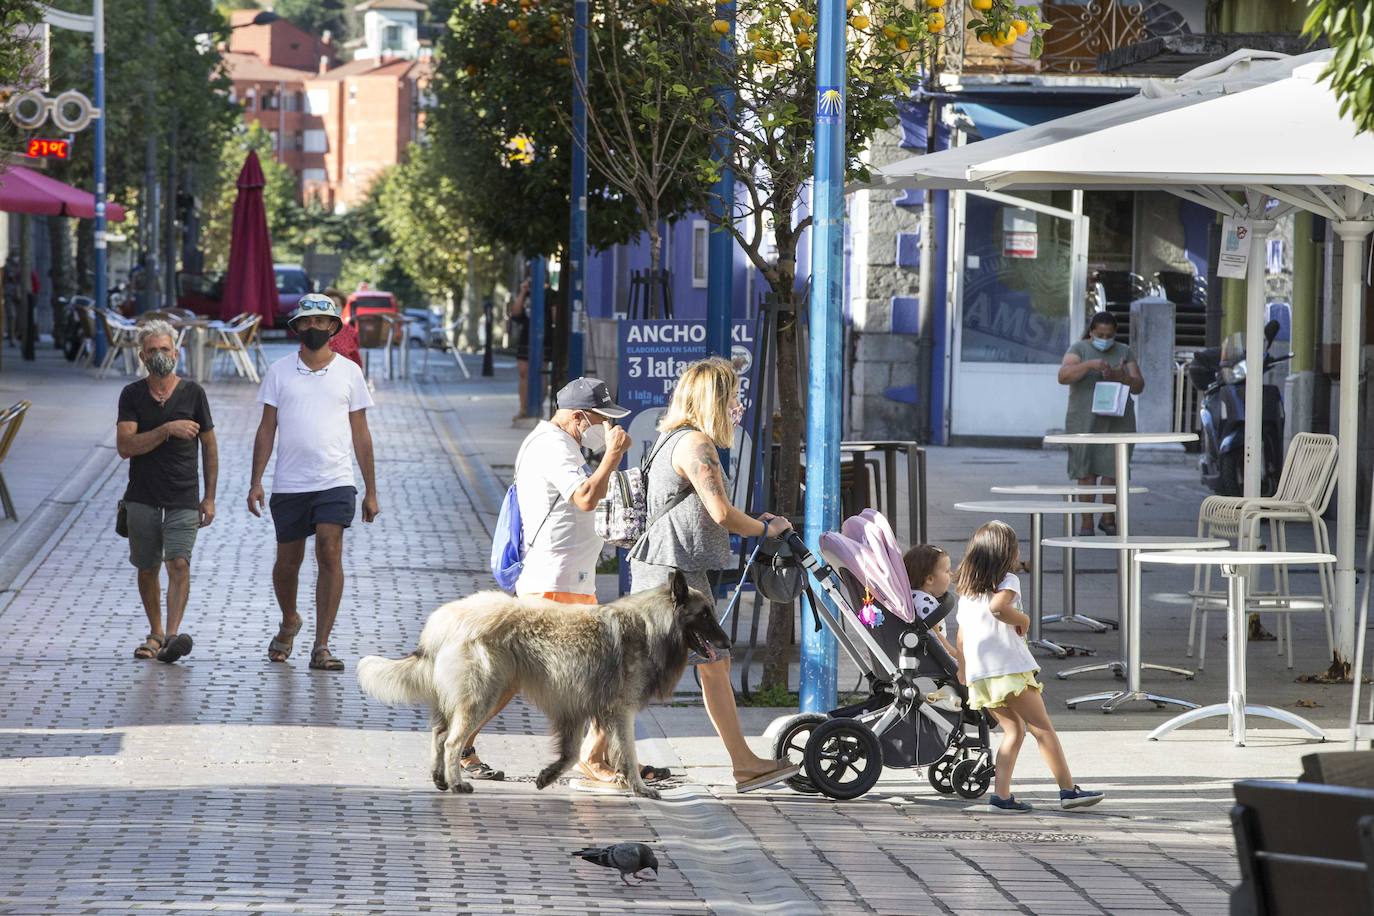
[1139,550,1334,746]
[991,483,1148,632]
[1042,534,1227,713]
[954,500,1113,658]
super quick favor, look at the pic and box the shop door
[948,190,1087,439]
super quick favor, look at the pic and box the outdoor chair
[354,314,397,380]
[209,314,261,383]
[1188,432,1338,670]
[74,305,97,367]
[1229,779,1374,915]
[0,401,31,522]
[421,317,472,380]
[97,312,140,378]
[1300,751,1374,789]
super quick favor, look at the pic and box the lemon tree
[1304,0,1374,135]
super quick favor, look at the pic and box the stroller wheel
[927,755,958,795]
[772,713,828,795]
[803,718,884,801]
[951,757,992,800]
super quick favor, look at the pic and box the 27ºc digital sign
[25,138,70,160]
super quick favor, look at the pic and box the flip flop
[736,762,803,794]
[157,633,193,664]
[267,619,303,662]
[133,633,165,660]
[309,646,345,671]
[570,775,627,794]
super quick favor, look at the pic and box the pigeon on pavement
[572,842,660,885]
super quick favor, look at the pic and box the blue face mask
[1091,337,1115,352]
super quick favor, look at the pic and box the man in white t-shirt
[456,377,632,784]
[247,294,379,673]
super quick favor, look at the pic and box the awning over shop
[0,165,127,221]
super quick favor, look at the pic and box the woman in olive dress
[1057,311,1144,536]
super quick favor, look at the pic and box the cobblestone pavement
[0,351,1328,914]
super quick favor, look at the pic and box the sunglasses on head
[296,297,334,312]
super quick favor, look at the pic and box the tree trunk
[761,283,803,693]
[647,228,662,319]
[49,218,74,348]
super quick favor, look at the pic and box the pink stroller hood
[818,509,917,623]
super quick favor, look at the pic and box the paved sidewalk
[0,346,1353,914]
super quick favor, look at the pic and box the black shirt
[118,378,214,509]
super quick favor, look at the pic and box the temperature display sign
[25,138,70,160]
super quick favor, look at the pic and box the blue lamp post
[800,0,845,714]
[705,1,736,359]
[567,0,588,382]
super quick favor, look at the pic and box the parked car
[403,306,443,348]
[274,263,314,328]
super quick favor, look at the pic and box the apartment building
[224,0,432,212]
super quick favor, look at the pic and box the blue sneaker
[988,794,1032,814]
[1060,785,1104,810]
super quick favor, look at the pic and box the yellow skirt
[967,671,1043,710]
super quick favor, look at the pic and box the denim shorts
[126,502,200,570]
[268,486,356,543]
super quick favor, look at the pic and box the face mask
[299,327,333,351]
[580,417,607,452]
[1091,336,1115,352]
[145,352,176,377]
[729,402,745,428]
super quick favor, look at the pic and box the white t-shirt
[955,573,1038,682]
[257,352,374,494]
[513,420,601,596]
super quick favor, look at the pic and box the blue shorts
[268,486,356,543]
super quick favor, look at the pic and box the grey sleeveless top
[629,428,732,571]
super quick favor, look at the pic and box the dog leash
[716,540,765,630]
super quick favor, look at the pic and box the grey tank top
[630,428,732,571]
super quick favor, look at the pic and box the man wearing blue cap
[248,293,379,672]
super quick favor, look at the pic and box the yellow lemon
[881,24,897,38]
[753,48,770,61]
[712,18,730,34]
[895,35,909,50]
[970,0,992,9]
[977,31,993,43]
[927,12,945,31]
[507,18,520,30]
[851,14,870,29]
[747,27,761,41]
[846,0,856,9]
[796,31,813,47]
[555,55,570,65]
[789,9,804,27]
[1011,18,1028,35]
[549,12,562,22]
[926,0,945,6]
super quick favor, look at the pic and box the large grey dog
[357,570,730,798]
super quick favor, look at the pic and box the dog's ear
[669,569,689,607]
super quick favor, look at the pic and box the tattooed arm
[671,430,791,538]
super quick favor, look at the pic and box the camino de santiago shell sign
[617,319,759,488]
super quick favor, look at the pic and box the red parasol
[0,165,127,220]
[219,151,277,322]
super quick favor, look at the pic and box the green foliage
[273,0,352,42]
[429,0,642,256]
[1305,0,1374,135]
[0,1,43,100]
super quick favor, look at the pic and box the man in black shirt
[115,320,218,663]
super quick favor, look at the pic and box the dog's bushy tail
[357,651,432,706]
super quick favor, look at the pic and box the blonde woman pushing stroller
[954,521,1104,814]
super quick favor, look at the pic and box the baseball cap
[555,377,630,419]
[287,293,342,326]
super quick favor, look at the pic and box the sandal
[309,646,345,671]
[640,765,673,783]
[267,618,303,663]
[157,633,194,664]
[133,633,165,660]
[459,747,505,781]
[736,761,803,794]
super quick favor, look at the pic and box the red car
[343,290,403,345]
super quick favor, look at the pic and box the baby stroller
[730,510,993,801]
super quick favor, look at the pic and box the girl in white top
[955,521,1104,814]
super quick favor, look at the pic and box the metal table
[991,483,1148,632]
[1140,549,1334,746]
[954,499,1113,658]
[1042,534,1228,712]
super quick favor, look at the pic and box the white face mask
[580,416,607,452]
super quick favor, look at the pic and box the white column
[1333,219,1373,668]
[1243,219,1275,498]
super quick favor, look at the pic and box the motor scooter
[1189,319,1291,496]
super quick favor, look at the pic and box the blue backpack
[490,482,559,592]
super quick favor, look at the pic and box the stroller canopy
[818,510,917,623]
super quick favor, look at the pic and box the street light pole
[567,0,587,382]
[801,0,845,713]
